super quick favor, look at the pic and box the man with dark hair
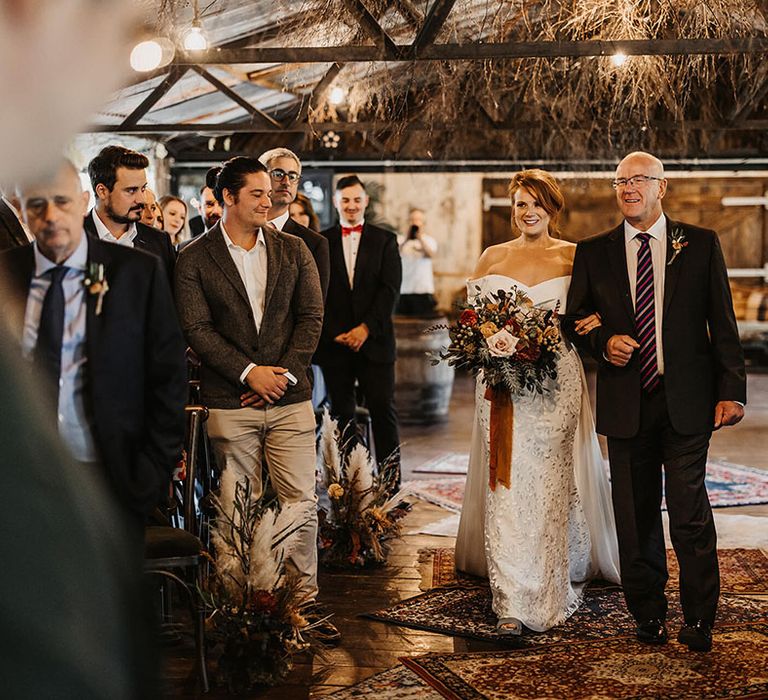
[0,160,187,529]
[188,166,223,238]
[259,147,329,299]
[84,145,175,280]
[175,156,339,641]
[316,174,402,488]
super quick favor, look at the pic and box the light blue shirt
[22,232,98,461]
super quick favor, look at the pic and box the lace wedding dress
[455,274,621,632]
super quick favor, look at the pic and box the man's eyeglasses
[611,175,663,189]
[268,168,300,183]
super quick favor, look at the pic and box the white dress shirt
[22,232,97,461]
[624,214,667,375]
[220,222,268,383]
[268,210,290,232]
[341,218,364,288]
[91,209,137,247]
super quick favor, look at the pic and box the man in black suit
[316,175,402,484]
[84,145,176,281]
[0,193,31,251]
[188,166,223,239]
[0,160,187,530]
[566,151,746,652]
[259,147,329,298]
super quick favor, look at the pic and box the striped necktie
[634,233,660,393]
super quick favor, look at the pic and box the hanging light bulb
[182,0,208,51]
[611,51,628,67]
[130,40,164,72]
[329,86,346,106]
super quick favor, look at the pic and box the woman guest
[289,193,320,231]
[397,208,439,316]
[455,169,620,634]
[159,195,187,245]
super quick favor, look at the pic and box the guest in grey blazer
[174,157,339,641]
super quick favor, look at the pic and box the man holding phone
[175,156,334,638]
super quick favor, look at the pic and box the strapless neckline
[467,274,570,290]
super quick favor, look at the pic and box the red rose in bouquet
[459,309,478,327]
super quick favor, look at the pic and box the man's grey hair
[258,147,302,174]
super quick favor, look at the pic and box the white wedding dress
[455,274,621,632]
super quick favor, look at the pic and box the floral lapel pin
[84,262,109,316]
[667,228,688,266]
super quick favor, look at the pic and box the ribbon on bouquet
[484,385,513,490]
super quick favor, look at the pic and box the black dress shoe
[635,618,668,644]
[677,620,712,652]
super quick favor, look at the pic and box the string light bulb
[329,86,346,106]
[182,1,208,51]
[130,40,164,72]
[611,51,628,67]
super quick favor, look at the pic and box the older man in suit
[84,145,176,281]
[316,175,402,487]
[0,160,187,530]
[174,156,338,641]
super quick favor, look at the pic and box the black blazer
[0,198,28,251]
[315,222,402,366]
[282,216,330,300]
[565,218,746,438]
[84,210,176,282]
[0,239,187,516]
[175,223,323,410]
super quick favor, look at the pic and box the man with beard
[85,146,175,280]
[259,148,329,299]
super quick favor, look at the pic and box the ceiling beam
[289,62,345,127]
[168,36,768,64]
[340,0,398,56]
[189,65,282,129]
[412,0,457,52]
[86,118,768,135]
[121,66,188,127]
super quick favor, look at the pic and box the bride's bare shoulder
[473,242,512,277]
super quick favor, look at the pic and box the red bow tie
[342,224,363,237]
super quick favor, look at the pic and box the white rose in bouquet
[485,327,520,357]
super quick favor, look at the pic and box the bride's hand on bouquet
[574,312,601,335]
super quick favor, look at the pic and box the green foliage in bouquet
[430,285,562,395]
[201,480,325,692]
[316,410,411,568]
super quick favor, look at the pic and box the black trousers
[320,357,401,482]
[607,383,718,625]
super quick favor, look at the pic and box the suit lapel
[662,218,684,317]
[352,223,373,290]
[205,224,251,308]
[606,224,635,321]
[328,225,351,292]
[1,246,34,341]
[84,237,109,361]
[262,223,282,315]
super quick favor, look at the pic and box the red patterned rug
[401,622,768,700]
[420,546,768,595]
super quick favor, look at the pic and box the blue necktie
[34,265,68,404]
[634,234,660,393]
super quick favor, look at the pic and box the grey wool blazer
[174,221,323,409]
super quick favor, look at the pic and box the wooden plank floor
[164,369,768,698]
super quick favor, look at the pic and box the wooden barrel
[394,315,454,424]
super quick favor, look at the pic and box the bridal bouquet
[432,285,562,396]
[316,410,411,568]
[202,481,324,691]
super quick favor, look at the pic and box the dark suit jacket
[0,198,28,251]
[282,216,330,300]
[0,238,188,516]
[84,210,176,282]
[315,222,402,366]
[174,222,323,410]
[565,218,746,438]
[188,215,206,238]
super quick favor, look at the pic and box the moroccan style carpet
[420,546,768,595]
[401,622,768,700]
[405,458,768,509]
[362,587,768,646]
[326,665,437,699]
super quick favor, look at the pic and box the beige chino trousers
[207,400,318,602]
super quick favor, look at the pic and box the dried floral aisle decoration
[316,409,411,567]
[201,480,324,692]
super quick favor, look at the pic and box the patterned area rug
[420,546,768,594]
[362,587,768,646]
[401,622,768,700]
[405,458,768,509]
[326,665,437,699]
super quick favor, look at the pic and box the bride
[455,169,621,634]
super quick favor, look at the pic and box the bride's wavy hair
[508,169,565,238]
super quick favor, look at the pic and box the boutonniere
[84,262,109,315]
[667,228,688,266]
